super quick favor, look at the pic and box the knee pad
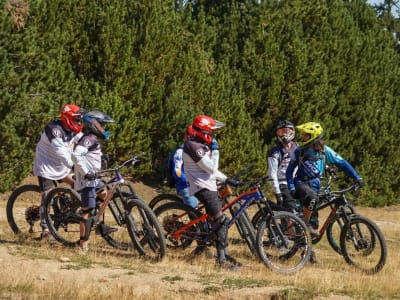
[307,198,318,211]
[79,208,95,241]
[214,214,230,250]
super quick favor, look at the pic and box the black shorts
[194,189,221,217]
[279,184,298,211]
[295,183,318,210]
[37,176,57,192]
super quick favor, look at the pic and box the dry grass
[0,181,399,299]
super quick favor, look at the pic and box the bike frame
[92,155,144,228]
[93,173,124,226]
[314,185,358,239]
[169,183,281,245]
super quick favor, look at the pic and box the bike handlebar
[319,184,360,200]
[222,175,270,189]
[95,152,146,177]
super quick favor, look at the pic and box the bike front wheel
[43,187,82,247]
[99,191,139,250]
[6,184,42,238]
[126,198,167,260]
[340,215,387,274]
[325,206,358,255]
[256,211,312,274]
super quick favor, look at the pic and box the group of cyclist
[169,115,364,270]
[33,103,364,267]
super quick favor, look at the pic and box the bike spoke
[256,212,312,274]
[340,216,387,274]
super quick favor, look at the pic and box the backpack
[165,145,183,188]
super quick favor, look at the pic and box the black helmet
[276,120,295,144]
[83,110,114,140]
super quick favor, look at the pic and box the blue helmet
[83,110,114,140]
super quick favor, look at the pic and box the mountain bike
[43,154,166,260]
[149,172,259,256]
[154,176,312,274]
[308,178,387,274]
[308,172,359,255]
[250,170,356,256]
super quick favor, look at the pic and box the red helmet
[191,115,225,145]
[60,104,84,133]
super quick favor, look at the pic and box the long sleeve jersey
[267,140,298,194]
[286,145,362,193]
[72,133,102,191]
[171,146,190,191]
[182,138,227,196]
[33,120,82,181]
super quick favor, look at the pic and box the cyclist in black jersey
[267,120,298,212]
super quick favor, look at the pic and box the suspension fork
[319,206,338,236]
[267,213,291,249]
[105,187,129,226]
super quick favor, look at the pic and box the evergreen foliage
[0,0,399,206]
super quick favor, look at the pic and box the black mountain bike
[309,179,387,274]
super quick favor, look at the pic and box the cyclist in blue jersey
[286,122,364,261]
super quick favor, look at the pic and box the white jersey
[33,120,82,180]
[72,133,102,192]
[182,138,227,196]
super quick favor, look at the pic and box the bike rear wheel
[340,215,387,274]
[256,211,312,274]
[43,187,82,247]
[154,202,207,255]
[6,184,42,238]
[126,198,167,260]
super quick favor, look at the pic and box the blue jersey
[171,146,189,191]
[286,145,362,192]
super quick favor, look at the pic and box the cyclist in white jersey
[33,104,84,240]
[183,115,241,271]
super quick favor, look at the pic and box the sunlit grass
[1,190,400,299]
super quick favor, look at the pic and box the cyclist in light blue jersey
[286,122,364,253]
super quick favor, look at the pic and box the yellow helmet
[296,122,323,147]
